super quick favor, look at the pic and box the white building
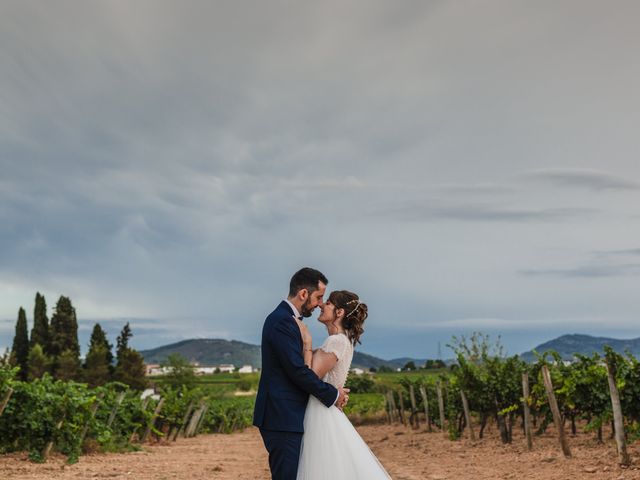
[238,365,254,373]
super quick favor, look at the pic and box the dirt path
[3,424,640,479]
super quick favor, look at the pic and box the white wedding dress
[297,333,391,479]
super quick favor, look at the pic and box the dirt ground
[3,423,640,480]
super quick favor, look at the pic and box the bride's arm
[309,349,338,379]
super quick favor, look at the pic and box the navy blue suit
[253,301,338,479]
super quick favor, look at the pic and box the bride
[295,290,391,479]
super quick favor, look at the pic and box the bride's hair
[328,290,368,346]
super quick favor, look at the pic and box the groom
[253,267,349,479]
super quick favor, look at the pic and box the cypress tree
[83,323,113,386]
[11,307,29,381]
[88,323,113,366]
[50,296,80,379]
[30,292,50,354]
[114,322,147,390]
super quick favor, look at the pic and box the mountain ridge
[139,338,424,370]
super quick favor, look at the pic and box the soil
[2,423,640,479]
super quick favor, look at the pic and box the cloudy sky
[2,1,640,359]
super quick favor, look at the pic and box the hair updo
[328,290,368,346]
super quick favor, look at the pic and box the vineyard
[3,334,640,477]
[376,335,640,468]
[0,366,254,464]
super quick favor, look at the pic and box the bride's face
[318,300,344,328]
[317,300,335,324]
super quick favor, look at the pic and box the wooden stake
[384,391,393,424]
[106,391,126,429]
[419,385,432,432]
[409,385,420,429]
[79,392,104,446]
[141,397,165,443]
[42,419,64,460]
[194,405,209,435]
[541,365,571,458]
[0,387,14,416]
[460,389,475,440]
[605,362,631,466]
[387,391,398,423]
[397,389,406,426]
[522,373,533,451]
[175,400,195,440]
[436,382,446,433]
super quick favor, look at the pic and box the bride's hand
[295,318,312,349]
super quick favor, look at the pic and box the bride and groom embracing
[253,267,390,479]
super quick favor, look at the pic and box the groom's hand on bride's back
[336,387,350,410]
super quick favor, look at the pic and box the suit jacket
[253,301,338,432]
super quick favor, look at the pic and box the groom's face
[300,281,326,318]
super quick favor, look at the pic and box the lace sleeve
[320,334,350,361]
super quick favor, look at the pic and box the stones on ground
[583,466,598,473]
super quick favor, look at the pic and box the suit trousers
[259,428,303,480]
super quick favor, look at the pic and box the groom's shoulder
[267,300,292,320]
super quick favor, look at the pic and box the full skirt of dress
[297,395,391,480]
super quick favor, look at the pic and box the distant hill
[140,339,261,367]
[521,334,640,362]
[139,338,425,370]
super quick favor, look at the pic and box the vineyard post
[79,392,105,446]
[42,418,64,460]
[419,385,432,432]
[605,361,631,466]
[436,382,446,433]
[384,391,393,424]
[175,400,195,440]
[409,384,420,429]
[460,389,475,440]
[186,401,206,437]
[106,391,126,428]
[522,373,533,451]
[387,391,398,423]
[141,397,165,443]
[194,405,209,436]
[0,387,14,416]
[540,365,571,458]
[396,389,407,426]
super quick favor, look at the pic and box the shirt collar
[284,299,301,319]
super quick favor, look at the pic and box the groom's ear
[298,288,309,301]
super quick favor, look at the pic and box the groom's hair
[289,267,328,297]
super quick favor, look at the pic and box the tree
[30,292,50,354]
[114,323,147,390]
[89,323,113,365]
[56,349,80,381]
[11,307,29,380]
[83,344,111,387]
[162,353,196,390]
[403,361,416,371]
[50,296,80,379]
[114,348,147,390]
[27,344,50,380]
[116,322,132,361]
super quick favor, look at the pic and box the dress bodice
[319,333,353,389]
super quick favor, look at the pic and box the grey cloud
[520,264,640,278]
[380,202,596,223]
[522,168,640,191]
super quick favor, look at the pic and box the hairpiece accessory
[346,301,360,318]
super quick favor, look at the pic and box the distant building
[350,367,365,375]
[238,365,253,373]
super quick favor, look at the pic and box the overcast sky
[2,1,640,359]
